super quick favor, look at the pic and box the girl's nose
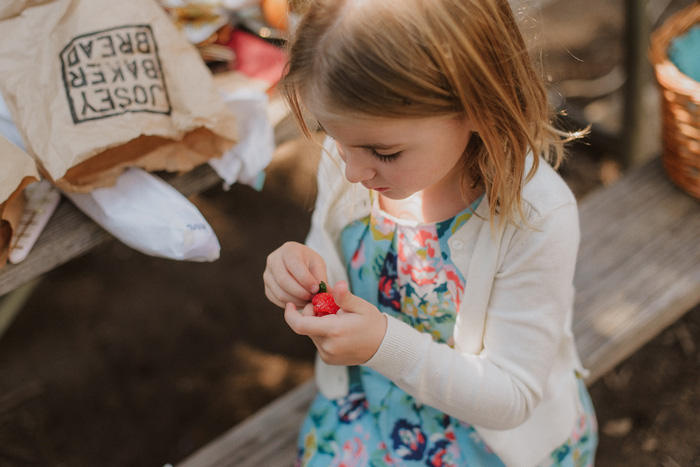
[341,148,375,184]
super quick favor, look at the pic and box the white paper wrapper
[209,87,274,189]
[65,167,220,262]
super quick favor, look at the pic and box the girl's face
[314,111,475,202]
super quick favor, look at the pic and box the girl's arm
[363,200,580,430]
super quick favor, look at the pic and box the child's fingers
[284,302,309,334]
[284,254,325,295]
[300,302,316,317]
[284,300,386,366]
[284,302,335,337]
[264,245,322,304]
[264,282,301,308]
[274,269,314,301]
[307,256,328,294]
[262,270,308,307]
[332,281,367,314]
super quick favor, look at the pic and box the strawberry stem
[318,281,328,293]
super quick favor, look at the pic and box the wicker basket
[649,3,700,199]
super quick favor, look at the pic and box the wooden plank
[573,157,700,383]
[178,379,317,467]
[179,157,700,467]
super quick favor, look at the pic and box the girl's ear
[459,115,478,135]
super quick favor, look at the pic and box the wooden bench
[178,156,700,467]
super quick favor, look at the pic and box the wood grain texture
[574,157,700,382]
[178,158,700,467]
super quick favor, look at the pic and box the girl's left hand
[284,281,387,366]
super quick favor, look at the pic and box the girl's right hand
[263,241,327,308]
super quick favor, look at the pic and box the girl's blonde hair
[280,0,581,227]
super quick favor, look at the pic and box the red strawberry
[312,281,340,316]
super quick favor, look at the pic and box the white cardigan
[305,139,587,467]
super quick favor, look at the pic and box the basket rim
[650,2,700,98]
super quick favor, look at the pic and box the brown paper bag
[0,0,238,192]
[0,135,40,267]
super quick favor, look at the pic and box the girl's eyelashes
[318,121,400,162]
[371,150,401,163]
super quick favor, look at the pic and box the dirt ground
[1,1,699,466]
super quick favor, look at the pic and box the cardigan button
[451,239,464,250]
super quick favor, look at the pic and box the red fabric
[225,29,287,86]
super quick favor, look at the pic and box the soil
[1,1,700,466]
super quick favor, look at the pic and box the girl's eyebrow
[316,120,400,150]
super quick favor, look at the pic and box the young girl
[263,0,598,465]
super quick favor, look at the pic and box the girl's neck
[378,181,484,224]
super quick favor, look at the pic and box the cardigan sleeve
[364,198,580,430]
[305,138,339,255]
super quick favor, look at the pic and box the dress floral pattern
[296,197,597,466]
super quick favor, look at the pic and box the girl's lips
[362,182,388,192]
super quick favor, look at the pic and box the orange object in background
[262,0,289,31]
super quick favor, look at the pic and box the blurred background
[1,0,699,466]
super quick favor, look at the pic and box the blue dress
[296,199,597,467]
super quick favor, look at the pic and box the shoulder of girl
[521,163,577,215]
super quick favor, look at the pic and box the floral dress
[296,198,597,467]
